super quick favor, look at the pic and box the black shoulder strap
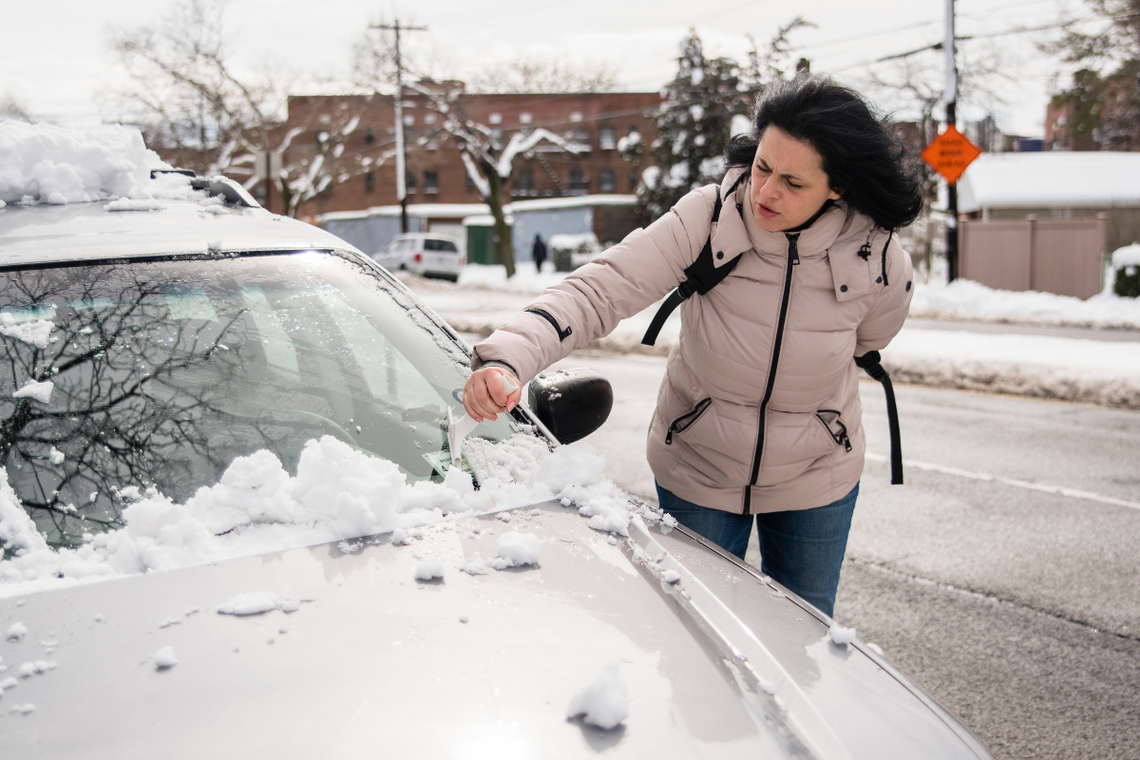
[642,176,748,347]
[855,351,903,485]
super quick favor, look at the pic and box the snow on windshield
[0,122,194,205]
[0,433,641,598]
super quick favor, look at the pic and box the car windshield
[0,250,516,547]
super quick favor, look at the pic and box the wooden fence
[959,216,1106,299]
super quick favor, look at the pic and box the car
[0,126,993,759]
[374,232,465,281]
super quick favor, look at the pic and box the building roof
[958,152,1140,212]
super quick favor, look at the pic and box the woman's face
[749,126,843,232]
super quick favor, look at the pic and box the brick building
[273,88,663,222]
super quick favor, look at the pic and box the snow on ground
[0,434,644,599]
[433,265,1140,408]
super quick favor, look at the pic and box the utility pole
[372,19,427,233]
[944,0,959,282]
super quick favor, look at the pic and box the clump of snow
[566,662,628,730]
[217,592,300,617]
[0,314,54,349]
[0,677,16,690]
[48,448,65,466]
[0,122,167,205]
[154,646,178,670]
[496,512,511,523]
[829,623,857,646]
[662,569,681,584]
[6,623,27,641]
[488,531,541,570]
[12,380,53,405]
[414,557,445,581]
[11,703,35,715]
[460,552,489,576]
[105,198,166,212]
[1,429,650,597]
[1112,243,1140,269]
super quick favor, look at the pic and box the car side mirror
[527,368,613,445]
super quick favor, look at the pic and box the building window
[569,170,588,193]
[520,112,533,124]
[466,172,475,188]
[489,113,503,125]
[365,171,375,190]
[404,127,415,144]
[403,114,415,126]
[599,170,615,193]
[406,171,417,193]
[424,171,439,194]
[490,128,503,147]
[424,113,437,125]
[570,112,583,123]
[599,127,616,150]
[629,169,639,191]
[513,169,535,196]
[365,128,374,144]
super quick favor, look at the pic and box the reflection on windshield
[0,251,517,549]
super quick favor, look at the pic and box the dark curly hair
[725,76,922,230]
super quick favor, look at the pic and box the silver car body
[0,187,992,759]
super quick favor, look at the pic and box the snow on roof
[958,152,1140,212]
[318,195,639,224]
[507,195,638,213]
[319,203,492,223]
[0,122,169,205]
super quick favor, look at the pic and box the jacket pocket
[666,397,712,444]
[815,409,852,452]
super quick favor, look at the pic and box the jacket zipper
[815,409,852,452]
[665,398,712,444]
[744,232,799,514]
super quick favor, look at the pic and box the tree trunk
[486,172,516,278]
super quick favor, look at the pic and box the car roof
[0,197,361,267]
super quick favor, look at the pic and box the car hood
[0,502,989,759]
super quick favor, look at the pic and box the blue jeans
[655,482,858,618]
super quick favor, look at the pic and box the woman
[462,76,922,618]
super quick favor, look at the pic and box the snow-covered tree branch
[108,0,389,217]
[407,79,587,277]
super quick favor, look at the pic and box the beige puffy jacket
[473,167,913,514]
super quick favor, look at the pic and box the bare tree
[469,58,618,94]
[108,0,392,216]
[1042,0,1140,150]
[859,44,1011,277]
[407,80,587,277]
[1,92,33,123]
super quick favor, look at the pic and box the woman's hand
[463,367,522,423]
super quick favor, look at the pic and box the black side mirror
[527,368,613,445]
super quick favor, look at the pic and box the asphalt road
[538,348,1140,760]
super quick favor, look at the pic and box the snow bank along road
[406,270,1140,410]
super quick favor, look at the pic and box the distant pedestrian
[532,234,548,273]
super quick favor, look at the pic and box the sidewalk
[403,266,1140,410]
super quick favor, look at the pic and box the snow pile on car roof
[0,122,170,205]
[0,433,644,597]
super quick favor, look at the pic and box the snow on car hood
[0,434,635,598]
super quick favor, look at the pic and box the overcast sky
[3,0,1080,137]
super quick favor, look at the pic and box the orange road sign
[921,125,982,185]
